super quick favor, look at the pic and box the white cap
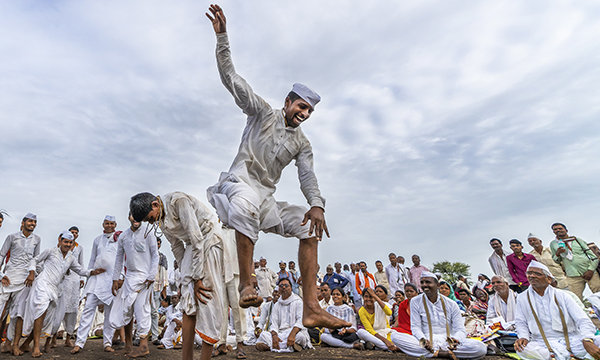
[279,260,285,264]
[527,233,539,239]
[274,286,279,292]
[291,83,321,108]
[24,213,37,221]
[259,256,266,261]
[527,260,554,278]
[60,230,74,241]
[104,215,116,222]
[420,271,437,279]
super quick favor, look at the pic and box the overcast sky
[1,0,599,282]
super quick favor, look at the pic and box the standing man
[322,264,349,290]
[355,261,376,297]
[0,213,40,356]
[528,233,568,289]
[374,260,390,293]
[488,238,517,289]
[506,239,536,293]
[385,253,409,296]
[288,261,300,295]
[110,214,159,358]
[277,260,292,282]
[550,222,600,301]
[409,255,430,292]
[129,191,226,360]
[151,237,169,344]
[256,257,278,300]
[205,4,349,330]
[72,215,119,354]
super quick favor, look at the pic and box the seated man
[486,276,517,328]
[256,278,312,352]
[393,272,487,359]
[245,288,279,346]
[515,261,600,360]
[158,293,183,350]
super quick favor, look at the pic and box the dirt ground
[18,339,509,360]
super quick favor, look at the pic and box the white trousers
[257,328,311,352]
[160,321,179,349]
[357,328,389,350]
[391,331,487,359]
[517,336,600,360]
[320,332,355,348]
[218,274,246,345]
[110,284,152,338]
[75,294,114,348]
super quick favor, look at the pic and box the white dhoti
[2,287,31,341]
[160,321,180,349]
[392,332,487,359]
[74,294,114,348]
[257,327,311,352]
[517,336,600,360]
[110,281,152,338]
[22,281,59,338]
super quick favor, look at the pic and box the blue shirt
[322,272,349,289]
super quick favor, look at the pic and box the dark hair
[395,290,405,297]
[286,91,301,103]
[375,260,382,265]
[320,282,330,289]
[457,288,472,297]
[343,264,349,270]
[375,285,388,295]
[163,296,171,305]
[130,192,157,222]
[388,252,396,257]
[0,209,8,220]
[404,283,418,293]
[331,286,344,297]
[509,239,522,245]
[277,277,292,287]
[551,223,568,232]
[490,238,502,245]
[439,280,451,289]
[69,226,79,232]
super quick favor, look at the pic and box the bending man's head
[130,192,159,222]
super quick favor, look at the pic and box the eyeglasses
[279,283,290,288]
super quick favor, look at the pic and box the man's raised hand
[206,4,226,34]
[301,207,330,241]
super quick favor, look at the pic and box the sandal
[236,349,247,359]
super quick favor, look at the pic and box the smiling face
[552,224,568,239]
[528,237,542,249]
[439,283,451,297]
[420,277,438,296]
[283,98,313,128]
[331,288,345,306]
[22,218,37,233]
[288,261,295,270]
[412,255,420,266]
[362,290,374,307]
[279,262,286,271]
[394,290,405,303]
[128,214,141,231]
[490,239,502,251]
[405,286,417,300]
[59,236,74,254]
[103,220,116,233]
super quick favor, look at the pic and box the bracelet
[583,338,594,343]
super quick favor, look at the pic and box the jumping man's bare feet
[302,302,351,329]
[70,345,81,354]
[238,282,263,308]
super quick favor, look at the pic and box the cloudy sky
[1,0,599,282]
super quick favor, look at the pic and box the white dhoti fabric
[74,294,114,348]
[160,321,180,349]
[110,282,152,337]
[256,327,311,352]
[391,331,487,359]
[22,280,60,338]
[321,332,355,349]
[218,274,246,345]
[518,337,600,360]
[2,287,31,341]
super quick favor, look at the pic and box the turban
[60,230,74,240]
[291,83,321,108]
[104,215,116,222]
[527,260,554,278]
[24,213,37,221]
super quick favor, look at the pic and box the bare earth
[25,339,508,360]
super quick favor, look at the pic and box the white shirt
[113,224,159,285]
[207,32,325,232]
[385,263,409,294]
[29,247,90,298]
[319,296,334,310]
[486,290,516,325]
[84,232,119,305]
[488,249,516,285]
[410,294,467,342]
[256,266,278,298]
[270,294,304,334]
[0,231,41,293]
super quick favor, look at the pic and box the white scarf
[372,302,392,338]
[278,293,301,306]
[492,290,516,322]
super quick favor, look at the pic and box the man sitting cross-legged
[392,271,487,359]
[255,278,312,352]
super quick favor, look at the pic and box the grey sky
[1,1,599,281]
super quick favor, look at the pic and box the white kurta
[22,247,90,338]
[385,263,410,294]
[392,294,487,359]
[161,304,183,349]
[516,286,597,360]
[109,224,159,336]
[488,250,517,286]
[207,32,325,243]
[486,290,516,327]
[62,243,84,314]
[83,232,118,305]
[256,294,312,352]
[256,266,277,299]
[159,192,225,345]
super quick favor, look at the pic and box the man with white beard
[515,261,600,360]
[110,214,159,358]
[0,213,40,356]
[72,215,120,354]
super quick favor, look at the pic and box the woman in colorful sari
[470,289,488,321]
[439,280,466,312]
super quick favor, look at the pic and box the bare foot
[1,340,12,353]
[64,337,73,347]
[70,346,81,354]
[255,343,270,352]
[31,348,42,358]
[302,303,351,329]
[238,284,263,309]
[104,346,115,352]
[127,348,150,358]
[12,345,24,356]
[121,345,133,354]
[50,339,57,348]
[43,344,53,353]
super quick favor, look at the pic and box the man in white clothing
[515,261,600,360]
[130,191,226,360]
[20,231,105,357]
[392,271,487,359]
[256,278,312,352]
[385,253,409,295]
[0,213,40,356]
[486,276,517,328]
[256,257,278,299]
[159,294,183,350]
[489,238,518,291]
[110,214,159,357]
[72,215,119,354]
[374,260,390,293]
[205,5,349,330]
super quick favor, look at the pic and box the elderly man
[489,238,518,290]
[21,231,105,358]
[392,271,487,359]
[515,261,600,360]
[0,213,41,356]
[374,260,390,293]
[486,276,517,328]
[256,278,312,352]
[528,233,568,289]
[386,253,410,295]
[205,5,347,330]
[322,264,349,290]
[256,257,278,299]
[72,215,119,354]
[550,223,600,301]
[409,255,430,292]
[110,214,159,357]
[507,239,537,293]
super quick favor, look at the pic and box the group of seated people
[246,262,600,360]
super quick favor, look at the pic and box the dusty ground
[15,339,509,360]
